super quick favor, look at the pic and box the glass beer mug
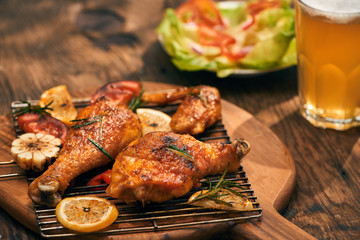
[295,0,360,130]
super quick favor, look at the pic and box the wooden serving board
[0,82,315,240]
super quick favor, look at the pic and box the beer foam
[301,0,360,13]
[300,0,360,24]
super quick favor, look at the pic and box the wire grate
[8,98,262,238]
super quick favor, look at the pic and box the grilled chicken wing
[170,85,221,135]
[28,100,141,206]
[141,87,191,105]
[106,131,250,204]
[142,85,221,135]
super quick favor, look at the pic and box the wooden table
[0,0,359,239]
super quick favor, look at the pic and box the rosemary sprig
[188,163,246,206]
[12,101,53,117]
[206,195,232,207]
[70,115,103,129]
[88,137,114,162]
[223,186,247,198]
[128,87,144,112]
[166,144,194,162]
[69,118,90,122]
[189,91,208,106]
[71,120,99,129]
[72,114,106,140]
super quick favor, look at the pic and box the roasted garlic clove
[11,133,61,172]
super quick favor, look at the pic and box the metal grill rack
[8,99,262,238]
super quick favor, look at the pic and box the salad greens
[157,0,296,78]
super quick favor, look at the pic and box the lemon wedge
[39,85,77,127]
[136,108,172,136]
[55,196,118,232]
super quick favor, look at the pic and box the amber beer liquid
[295,0,360,130]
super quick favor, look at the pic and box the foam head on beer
[301,0,360,24]
[301,0,360,13]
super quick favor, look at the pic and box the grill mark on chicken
[106,131,250,204]
[28,100,141,206]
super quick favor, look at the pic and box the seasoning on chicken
[142,85,222,135]
[106,131,250,204]
[28,100,142,206]
[141,86,191,105]
[170,85,221,135]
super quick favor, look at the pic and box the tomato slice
[176,0,281,61]
[91,80,141,105]
[102,169,112,184]
[176,0,224,27]
[247,0,281,16]
[87,169,112,189]
[18,113,68,144]
[198,24,249,61]
[198,24,234,46]
[244,0,282,30]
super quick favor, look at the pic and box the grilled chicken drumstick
[106,131,250,204]
[28,100,142,206]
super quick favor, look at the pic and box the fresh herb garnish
[128,87,144,112]
[71,120,99,129]
[12,101,53,117]
[166,144,194,162]
[88,137,114,162]
[71,114,106,140]
[70,115,104,129]
[190,91,207,106]
[69,118,90,122]
[188,163,246,206]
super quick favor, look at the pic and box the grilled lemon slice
[56,196,118,232]
[188,189,253,211]
[136,108,172,136]
[39,85,77,127]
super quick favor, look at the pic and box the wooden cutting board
[0,82,315,240]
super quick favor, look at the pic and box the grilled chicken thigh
[106,131,250,204]
[28,100,141,206]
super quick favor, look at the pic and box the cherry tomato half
[17,113,68,144]
[91,80,141,105]
[87,169,112,190]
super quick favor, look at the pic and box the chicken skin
[142,85,222,135]
[106,131,250,204]
[28,100,141,206]
[141,86,191,105]
[170,85,221,135]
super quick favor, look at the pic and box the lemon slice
[136,108,172,136]
[55,196,118,232]
[39,85,77,127]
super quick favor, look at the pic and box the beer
[295,0,360,130]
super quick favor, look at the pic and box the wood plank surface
[0,82,314,240]
[0,0,359,240]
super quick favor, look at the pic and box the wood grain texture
[0,82,314,240]
[0,0,359,239]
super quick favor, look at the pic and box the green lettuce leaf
[240,7,296,69]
